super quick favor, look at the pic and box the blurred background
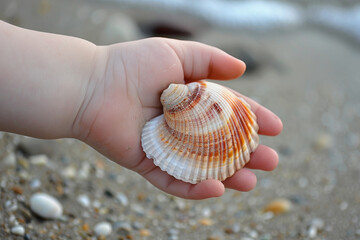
[1,0,360,239]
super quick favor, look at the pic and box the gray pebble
[116,192,129,206]
[132,221,144,230]
[232,224,241,233]
[131,204,145,216]
[289,195,307,205]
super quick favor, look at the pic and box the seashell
[141,81,259,184]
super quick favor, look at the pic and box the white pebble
[30,193,63,219]
[94,222,112,236]
[61,166,77,179]
[308,226,317,238]
[30,179,42,189]
[77,194,91,208]
[116,192,129,206]
[29,155,49,165]
[9,214,16,223]
[78,162,90,179]
[11,225,25,236]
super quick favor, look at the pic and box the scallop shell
[141,81,259,184]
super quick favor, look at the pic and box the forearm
[0,21,97,139]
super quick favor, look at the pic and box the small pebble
[131,204,145,216]
[94,222,112,236]
[199,218,214,226]
[29,154,49,165]
[61,166,77,179]
[18,158,29,169]
[140,229,151,237]
[24,234,31,240]
[289,195,307,205]
[132,221,144,230]
[249,230,258,238]
[308,218,324,238]
[11,186,23,195]
[3,152,16,166]
[82,223,89,232]
[9,214,16,223]
[313,133,333,151]
[11,225,25,236]
[202,207,212,217]
[116,192,129,206]
[263,198,292,215]
[78,162,90,179]
[308,226,317,238]
[137,192,146,201]
[77,194,91,208]
[18,170,30,181]
[175,199,186,211]
[104,189,114,198]
[92,200,101,208]
[340,201,348,211]
[224,228,234,234]
[30,193,63,219]
[29,179,41,189]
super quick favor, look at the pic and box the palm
[83,38,283,199]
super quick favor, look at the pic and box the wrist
[71,45,110,141]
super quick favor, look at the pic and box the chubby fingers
[164,39,246,81]
[138,158,225,200]
[223,145,279,191]
[245,145,279,171]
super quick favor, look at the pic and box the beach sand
[1,0,360,239]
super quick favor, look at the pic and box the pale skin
[0,21,283,199]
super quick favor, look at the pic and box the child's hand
[73,38,283,199]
